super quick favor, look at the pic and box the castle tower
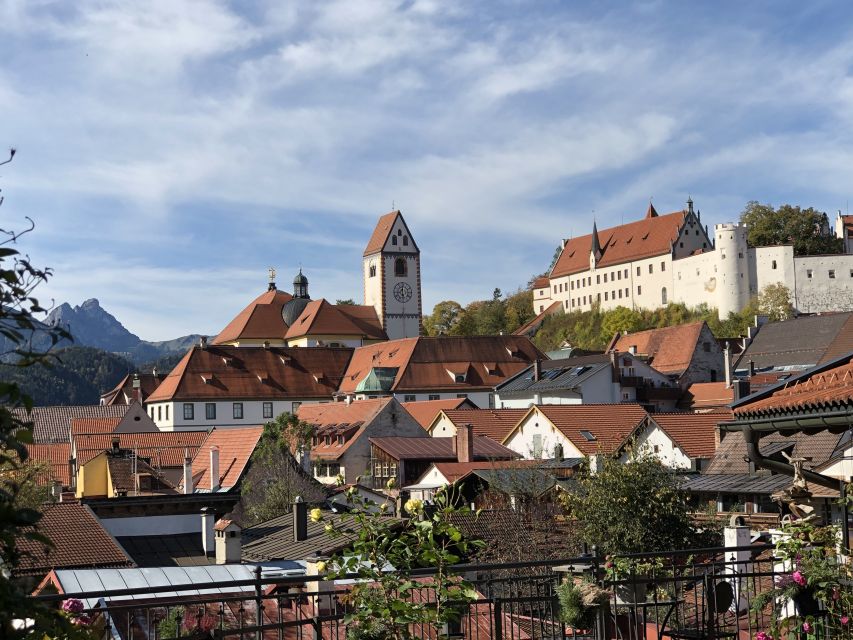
[363,211,422,339]
[715,223,750,317]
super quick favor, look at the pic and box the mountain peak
[79,298,101,311]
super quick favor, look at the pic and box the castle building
[535,200,853,318]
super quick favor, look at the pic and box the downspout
[742,425,841,491]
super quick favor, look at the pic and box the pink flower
[802,622,812,633]
[756,632,774,640]
[841,616,850,626]
[61,598,85,614]
[791,570,806,587]
[71,614,92,626]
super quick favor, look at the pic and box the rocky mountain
[45,298,203,363]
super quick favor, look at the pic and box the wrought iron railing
[31,544,852,640]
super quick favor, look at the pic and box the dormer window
[455,374,466,383]
[338,435,345,445]
[325,435,332,446]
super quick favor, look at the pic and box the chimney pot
[210,445,220,492]
[201,507,214,556]
[183,448,193,495]
[200,336,208,349]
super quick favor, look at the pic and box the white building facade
[536,202,853,318]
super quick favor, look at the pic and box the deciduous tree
[740,201,842,256]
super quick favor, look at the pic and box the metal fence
[33,544,852,640]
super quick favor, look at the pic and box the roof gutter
[722,409,853,434]
[740,424,842,491]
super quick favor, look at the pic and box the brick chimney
[132,373,142,403]
[456,424,474,463]
[533,359,542,382]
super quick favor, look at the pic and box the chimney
[533,359,542,382]
[724,346,732,387]
[748,360,756,377]
[152,366,158,377]
[554,442,564,462]
[628,345,637,355]
[111,436,120,452]
[199,336,208,349]
[293,497,308,542]
[345,395,352,406]
[183,448,193,494]
[456,424,474,463]
[209,445,220,492]
[215,520,242,564]
[201,507,215,556]
[132,373,142,403]
[733,379,750,402]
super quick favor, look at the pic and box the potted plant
[557,578,610,630]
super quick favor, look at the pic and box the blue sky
[2,1,853,340]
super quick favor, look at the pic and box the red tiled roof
[16,502,134,577]
[438,408,529,441]
[369,435,520,461]
[734,356,853,417]
[147,345,353,402]
[609,321,706,376]
[284,299,386,341]
[363,210,401,255]
[523,404,650,455]
[70,417,122,436]
[402,398,475,428]
[100,373,167,405]
[551,209,689,277]
[678,382,734,410]
[431,459,538,483]
[213,288,294,344]
[300,398,398,461]
[532,276,550,289]
[14,404,133,444]
[25,443,72,486]
[651,411,733,459]
[183,426,265,492]
[75,431,208,467]
[339,336,545,394]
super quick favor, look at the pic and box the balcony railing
[32,544,852,640]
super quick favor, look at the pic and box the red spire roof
[645,202,658,218]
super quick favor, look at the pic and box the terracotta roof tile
[532,276,550,289]
[437,408,529,441]
[16,502,134,577]
[213,288,294,344]
[678,382,734,410]
[551,209,690,277]
[14,405,133,444]
[369,435,519,461]
[147,345,353,402]
[70,417,122,436]
[284,299,386,341]
[25,443,72,486]
[363,211,401,256]
[402,398,475,428]
[339,336,545,394]
[513,301,562,336]
[299,398,398,461]
[74,431,208,467]
[183,426,264,492]
[529,404,650,455]
[609,321,706,376]
[100,373,167,405]
[430,459,540,483]
[734,355,853,416]
[651,411,733,458]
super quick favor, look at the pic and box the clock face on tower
[393,282,412,303]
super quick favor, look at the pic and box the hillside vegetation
[424,283,793,353]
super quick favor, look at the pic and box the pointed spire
[645,202,658,218]
[591,220,602,258]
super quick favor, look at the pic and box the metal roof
[496,355,610,393]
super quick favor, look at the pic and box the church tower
[363,210,422,339]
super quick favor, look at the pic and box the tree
[503,289,534,333]
[756,283,794,322]
[599,306,643,344]
[335,298,356,306]
[0,149,76,635]
[560,454,699,557]
[740,201,843,256]
[233,412,327,525]
[423,301,463,336]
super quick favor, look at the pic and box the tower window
[772,260,777,269]
[807,269,813,278]
[395,258,407,277]
[369,265,376,277]
[638,285,642,295]
[829,269,836,278]
[403,236,409,246]
[661,287,668,304]
[392,236,397,246]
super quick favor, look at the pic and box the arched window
[392,236,397,246]
[369,265,376,277]
[661,287,668,305]
[403,236,409,246]
[395,258,407,277]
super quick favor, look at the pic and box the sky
[2,1,853,340]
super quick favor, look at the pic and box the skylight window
[580,430,597,441]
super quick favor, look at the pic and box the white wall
[821,444,852,481]
[100,513,201,537]
[618,423,692,469]
[793,255,853,313]
[148,399,326,430]
[503,408,583,460]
